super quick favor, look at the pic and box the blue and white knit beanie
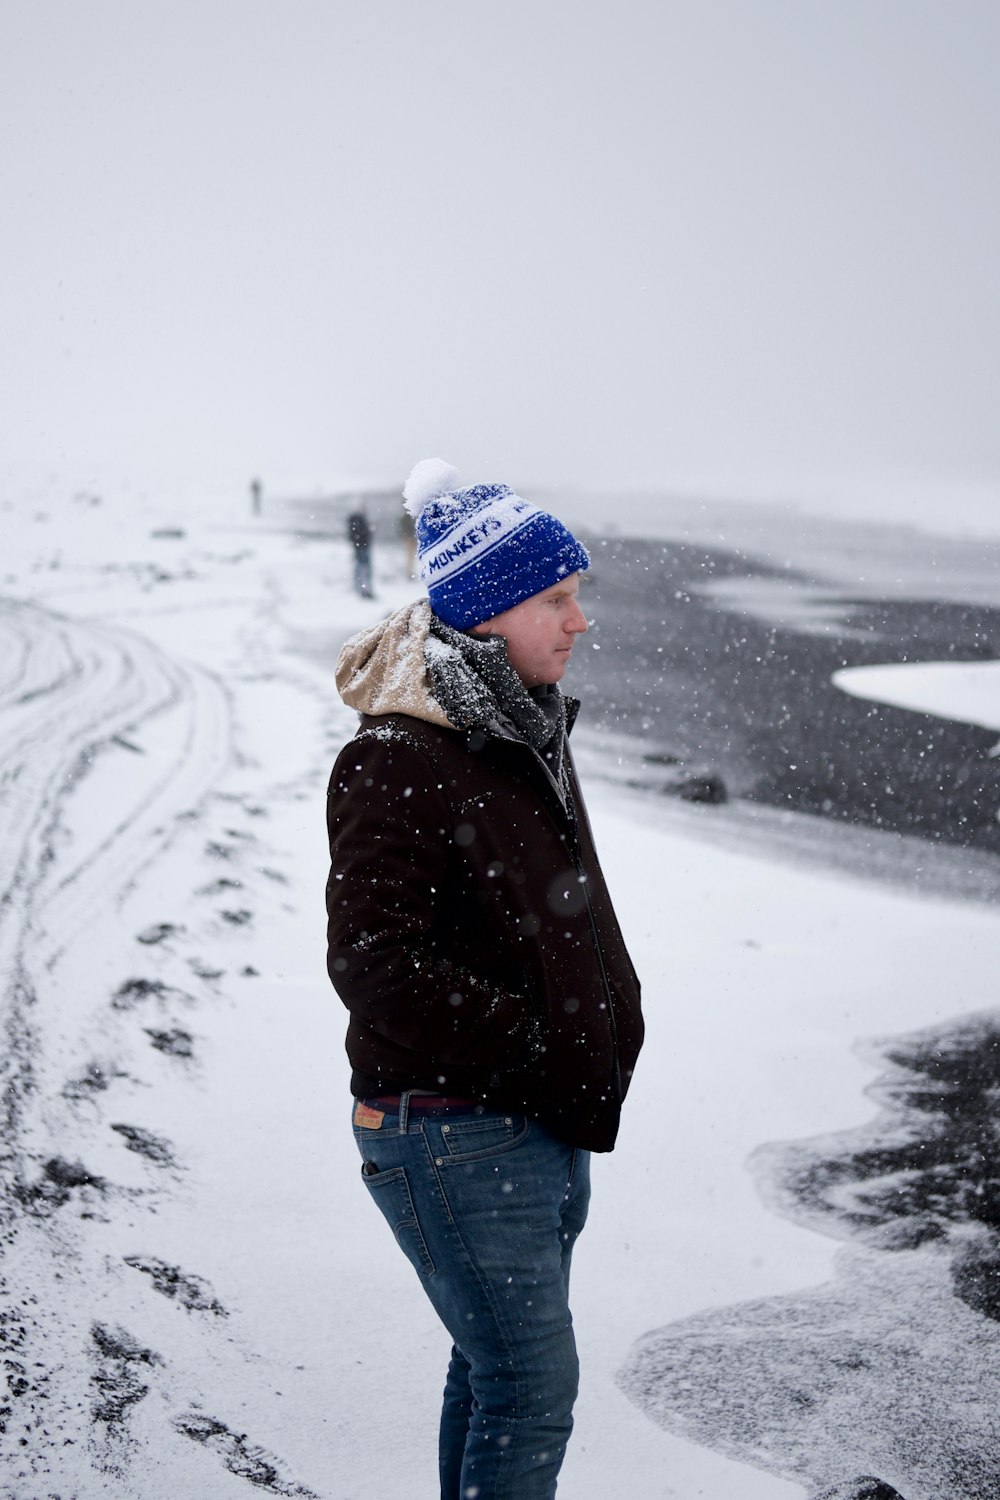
[402,458,590,630]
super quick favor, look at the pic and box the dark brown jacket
[325,602,643,1152]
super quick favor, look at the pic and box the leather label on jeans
[353,1101,385,1129]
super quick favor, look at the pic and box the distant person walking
[326,458,644,1500]
[398,503,418,577]
[347,506,374,598]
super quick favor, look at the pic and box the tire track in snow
[0,596,231,1187]
[0,593,325,1498]
[0,595,231,1493]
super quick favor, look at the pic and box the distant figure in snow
[326,458,644,1500]
[398,502,418,577]
[346,505,373,597]
[250,476,262,516]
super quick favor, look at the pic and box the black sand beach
[572,532,1000,859]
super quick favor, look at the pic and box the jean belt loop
[398,1091,411,1134]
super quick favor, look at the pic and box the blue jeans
[352,1096,591,1500]
[352,549,373,597]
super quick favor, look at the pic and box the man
[346,504,374,597]
[326,458,643,1500]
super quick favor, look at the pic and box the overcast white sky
[3,0,999,513]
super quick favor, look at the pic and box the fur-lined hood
[335,600,578,754]
[335,600,453,728]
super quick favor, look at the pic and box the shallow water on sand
[619,1007,1000,1500]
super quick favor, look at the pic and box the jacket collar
[337,599,578,743]
[337,600,579,814]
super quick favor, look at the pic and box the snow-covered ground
[0,484,997,1499]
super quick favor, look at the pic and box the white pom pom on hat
[402,458,461,518]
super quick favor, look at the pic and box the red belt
[365,1094,478,1111]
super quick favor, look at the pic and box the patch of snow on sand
[834,660,1000,735]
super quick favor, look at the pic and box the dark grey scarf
[425,614,568,787]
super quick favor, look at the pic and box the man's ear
[470,622,490,637]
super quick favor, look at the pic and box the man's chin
[524,670,562,688]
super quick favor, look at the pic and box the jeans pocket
[360,1164,436,1278]
[436,1112,531,1164]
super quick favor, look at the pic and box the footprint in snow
[219,908,253,926]
[111,1123,177,1168]
[136,922,184,946]
[173,1413,317,1498]
[112,977,196,1011]
[90,1323,162,1428]
[15,1157,107,1216]
[124,1256,226,1315]
[188,957,225,980]
[64,1061,115,1097]
[144,1027,194,1059]
[196,876,243,896]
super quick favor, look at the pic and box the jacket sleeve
[326,729,538,1070]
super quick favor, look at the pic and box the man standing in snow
[346,504,374,597]
[326,459,643,1500]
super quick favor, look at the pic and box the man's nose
[566,601,588,634]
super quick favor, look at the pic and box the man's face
[471,573,588,687]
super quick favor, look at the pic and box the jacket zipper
[497,732,625,1115]
[565,783,624,1113]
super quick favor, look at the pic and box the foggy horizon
[3,1,999,514]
